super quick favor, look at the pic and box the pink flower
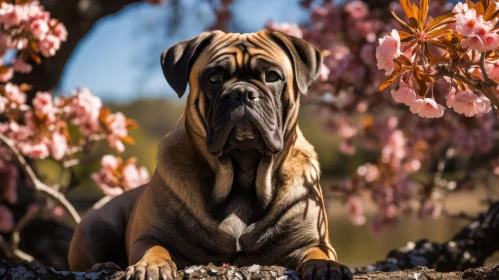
[447,89,491,117]
[319,64,330,81]
[49,130,67,160]
[339,140,356,155]
[29,19,49,40]
[376,29,401,75]
[0,204,14,232]
[122,164,150,190]
[345,196,366,226]
[71,88,102,134]
[338,123,357,138]
[455,9,478,36]
[357,163,380,183]
[33,92,55,121]
[51,20,68,42]
[486,63,499,80]
[0,3,23,28]
[7,37,28,50]
[11,59,32,73]
[458,14,499,52]
[106,112,128,153]
[392,82,417,106]
[102,154,120,170]
[19,141,50,159]
[0,67,14,82]
[409,98,445,118]
[91,155,150,197]
[39,34,60,57]
[403,159,421,173]
[265,21,303,38]
[452,2,469,14]
[345,1,368,19]
[4,83,26,105]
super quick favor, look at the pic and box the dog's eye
[265,71,280,83]
[208,73,221,84]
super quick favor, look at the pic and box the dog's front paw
[299,260,352,280]
[124,259,177,280]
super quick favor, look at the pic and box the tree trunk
[14,0,142,96]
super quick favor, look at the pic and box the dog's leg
[125,239,177,280]
[297,247,353,280]
[68,209,127,271]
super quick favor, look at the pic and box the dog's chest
[216,195,259,252]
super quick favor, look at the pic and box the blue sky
[59,0,309,102]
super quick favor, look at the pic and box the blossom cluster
[91,155,150,197]
[0,1,68,82]
[0,87,149,231]
[375,0,497,118]
[268,0,499,230]
[0,87,136,160]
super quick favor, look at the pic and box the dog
[68,30,352,280]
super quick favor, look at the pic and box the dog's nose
[229,87,260,102]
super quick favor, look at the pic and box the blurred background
[1,0,498,272]
[48,0,496,268]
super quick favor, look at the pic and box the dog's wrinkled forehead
[193,32,292,75]
[160,30,323,98]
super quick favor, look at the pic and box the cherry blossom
[29,19,49,40]
[71,88,102,134]
[409,98,445,118]
[345,196,366,226]
[39,34,61,57]
[33,92,55,121]
[392,82,417,106]
[104,112,128,153]
[447,89,491,117]
[455,9,478,36]
[376,29,401,75]
[265,21,303,38]
[4,83,26,105]
[12,59,32,73]
[49,130,68,160]
[91,155,150,197]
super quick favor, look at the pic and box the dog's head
[160,30,322,156]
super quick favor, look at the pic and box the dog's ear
[266,30,323,95]
[160,31,222,98]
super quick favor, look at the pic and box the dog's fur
[68,30,352,280]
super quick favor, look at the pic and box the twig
[92,195,112,210]
[0,134,81,224]
[9,210,38,262]
[63,156,99,169]
[479,53,499,88]
[437,63,499,115]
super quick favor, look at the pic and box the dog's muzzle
[207,83,281,156]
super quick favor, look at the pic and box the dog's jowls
[68,30,353,280]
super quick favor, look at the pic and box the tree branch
[0,134,81,224]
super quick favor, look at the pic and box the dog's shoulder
[280,127,320,181]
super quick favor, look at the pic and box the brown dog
[68,30,352,280]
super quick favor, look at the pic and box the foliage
[266,0,499,231]
[0,0,152,262]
